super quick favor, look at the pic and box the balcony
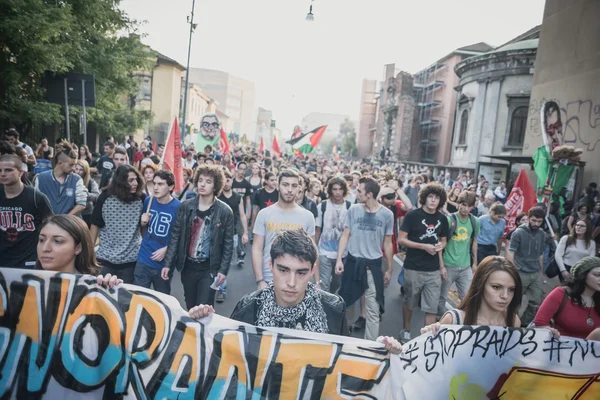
[424,80,445,90]
[419,119,440,127]
[418,100,442,108]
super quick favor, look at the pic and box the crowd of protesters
[1,125,599,349]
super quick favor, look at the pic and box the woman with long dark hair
[421,256,522,334]
[36,138,54,160]
[533,256,600,339]
[555,219,596,282]
[78,144,93,164]
[90,165,145,284]
[37,215,121,287]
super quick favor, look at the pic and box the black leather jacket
[230,288,350,336]
[163,197,234,276]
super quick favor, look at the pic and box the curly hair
[193,164,225,197]
[418,183,447,210]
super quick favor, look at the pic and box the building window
[508,106,528,147]
[458,110,468,145]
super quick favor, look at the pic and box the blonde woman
[74,159,100,227]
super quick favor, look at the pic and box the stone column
[479,78,502,157]
[468,81,488,166]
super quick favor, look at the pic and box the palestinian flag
[291,125,302,140]
[286,125,327,155]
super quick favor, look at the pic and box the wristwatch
[256,279,266,285]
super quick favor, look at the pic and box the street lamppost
[306,0,314,21]
[181,0,197,139]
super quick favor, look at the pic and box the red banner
[162,117,184,192]
[272,137,280,157]
[219,128,230,155]
[258,138,264,154]
[504,169,537,235]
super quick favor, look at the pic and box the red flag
[152,139,157,153]
[219,128,230,154]
[504,169,537,236]
[272,136,280,157]
[291,125,302,140]
[162,117,184,192]
[258,138,264,153]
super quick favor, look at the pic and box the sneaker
[215,291,225,303]
[239,250,246,258]
[351,316,366,331]
[237,259,244,267]
[399,329,411,344]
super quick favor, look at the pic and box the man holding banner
[190,229,402,353]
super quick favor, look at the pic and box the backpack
[320,200,351,227]
[448,213,478,260]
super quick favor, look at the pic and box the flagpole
[180,0,197,140]
[147,117,176,214]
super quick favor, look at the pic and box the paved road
[168,248,559,340]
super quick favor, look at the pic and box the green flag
[532,145,575,201]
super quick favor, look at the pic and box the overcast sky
[120,0,546,135]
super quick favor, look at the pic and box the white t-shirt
[253,204,316,281]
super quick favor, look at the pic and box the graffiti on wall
[0,268,392,399]
[528,97,600,152]
[1,268,600,399]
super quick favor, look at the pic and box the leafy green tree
[340,118,357,157]
[0,0,152,140]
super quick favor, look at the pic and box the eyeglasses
[201,122,220,129]
[575,224,587,228]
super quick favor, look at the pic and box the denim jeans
[319,255,342,293]
[477,244,498,264]
[99,260,136,284]
[181,259,216,309]
[133,262,171,294]
[519,271,543,327]
[437,267,473,316]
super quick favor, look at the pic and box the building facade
[525,0,600,186]
[413,43,494,164]
[187,68,257,141]
[360,44,493,164]
[132,51,185,144]
[357,79,378,157]
[450,28,540,185]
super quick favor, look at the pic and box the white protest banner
[0,268,392,399]
[392,326,600,399]
[1,267,599,399]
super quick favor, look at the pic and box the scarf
[256,282,329,333]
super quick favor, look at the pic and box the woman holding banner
[421,256,523,335]
[533,256,600,339]
[37,214,122,288]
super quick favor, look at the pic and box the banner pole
[147,117,176,213]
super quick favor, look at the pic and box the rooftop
[498,25,542,48]
[457,42,495,53]
[156,52,186,70]
[490,38,539,54]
